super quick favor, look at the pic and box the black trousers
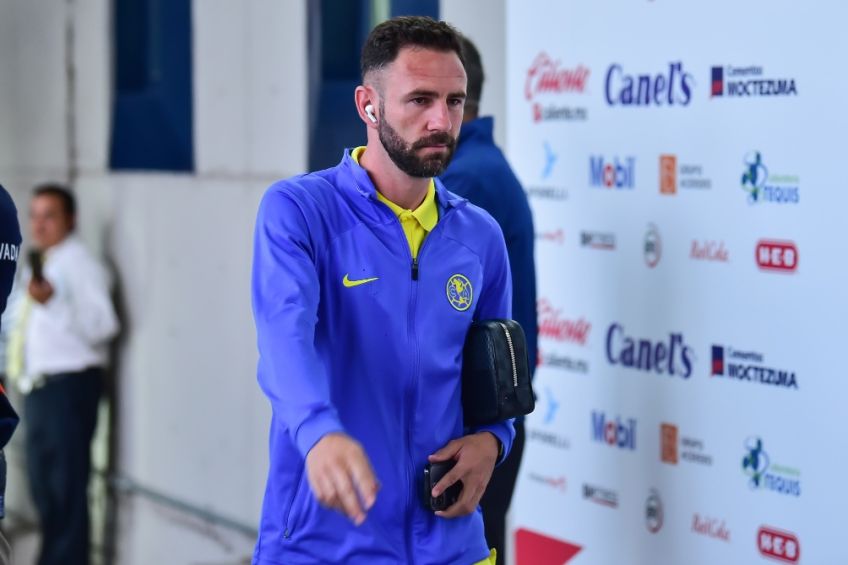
[481,419,525,565]
[25,368,101,565]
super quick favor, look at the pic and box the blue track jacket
[251,150,515,565]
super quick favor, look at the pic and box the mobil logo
[756,240,798,273]
[590,156,635,189]
[591,411,636,450]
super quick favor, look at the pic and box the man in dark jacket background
[440,36,538,565]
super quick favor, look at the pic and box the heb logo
[591,411,636,450]
[525,53,589,100]
[538,298,590,345]
[515,528,582,565]
[590,156,635,189]
[758,526,800,563]
[756,240,798,272]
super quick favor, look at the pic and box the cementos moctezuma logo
[606,323,694,378]
[605,62,693,106]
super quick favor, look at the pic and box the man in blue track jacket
[251,16,513,565]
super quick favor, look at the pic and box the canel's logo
[606,323,694,378]
[605,62,693,106]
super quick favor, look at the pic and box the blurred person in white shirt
[4,183,118,565]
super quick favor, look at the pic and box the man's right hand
[27,278,54,304]
[305,432,379,526]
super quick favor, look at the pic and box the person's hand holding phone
[27,250,53,304]
[427,431,500,518]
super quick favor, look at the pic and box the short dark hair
[360,16,465,82]
[459,35,484,116]
[33,182,76,219]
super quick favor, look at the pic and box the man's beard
[378,114,457,178]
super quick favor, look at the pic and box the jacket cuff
[294,409,346,459]
[475,419,515,466]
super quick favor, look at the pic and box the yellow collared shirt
[351,146,438,259]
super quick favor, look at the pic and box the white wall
[0,0,308,562]
[440,0,507,148]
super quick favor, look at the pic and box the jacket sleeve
[252,187,344,459]
[470,219,516,464]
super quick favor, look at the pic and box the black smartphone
[422,460,462,512]
[28,250,44,282]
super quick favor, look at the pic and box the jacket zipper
[499,322,519,388]
[380,198,454,564]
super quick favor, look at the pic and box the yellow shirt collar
[351,146,438,232]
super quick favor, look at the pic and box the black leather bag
[461,319,535,427]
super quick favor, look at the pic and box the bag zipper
[499,322,519,388]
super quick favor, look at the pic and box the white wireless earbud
[365,104,377,124]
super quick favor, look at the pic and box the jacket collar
[339,148,466,215]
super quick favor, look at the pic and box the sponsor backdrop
[505,1,846,564]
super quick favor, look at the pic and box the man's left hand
[428,431,499,518]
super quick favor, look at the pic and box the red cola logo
[538,299,590,345]
[692,513,730,542]
[525,52,590,101]
[691,240,728,262]
[758,526,800,563]
[756,240,798,272]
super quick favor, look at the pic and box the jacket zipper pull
[411,258,419,281]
